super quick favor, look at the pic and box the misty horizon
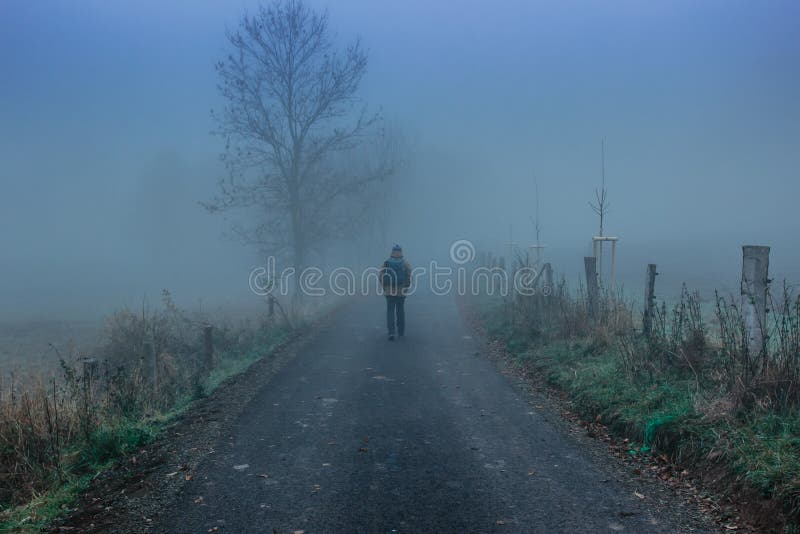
[1,0,798,320]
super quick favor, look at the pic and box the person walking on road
[381,244,411,341]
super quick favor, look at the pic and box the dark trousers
[386,295,406,335]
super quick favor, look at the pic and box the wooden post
[643,264,657,336]
[592,236,619,293]
[741,246,770,356]
[203,325,214,371]
[584,256,599,319]
[597,240,604,283]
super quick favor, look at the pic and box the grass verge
[0,323,291,533]
[473,293,800,531]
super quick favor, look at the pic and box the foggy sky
[1,0,798,318]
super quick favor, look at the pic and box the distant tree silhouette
[205,0,395,293]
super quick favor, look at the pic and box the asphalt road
[156,295,711,533]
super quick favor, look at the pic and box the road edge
[49,302,347,533]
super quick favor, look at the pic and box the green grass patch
[0,472,94,533]
[477,296,800,526]
[201,330,291,395]
[77,420,157,469]
[519,340,698,452]
[730,414,800,514]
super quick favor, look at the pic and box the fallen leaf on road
[233,464,249,471]
[358,447,369,452]
[194,496,204,504]
[208,528,218,533]
[311,484,321,493]
[527,470,536,476]
[293,530,304,534]
[496,520,506,525]
[634,491,645,500]
[322,463,331,467]
[257,474,270,478]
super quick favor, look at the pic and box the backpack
[382,257,407,288]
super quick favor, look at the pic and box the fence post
[643,264,657,336]
[584,256,599,319]
[741,245,770,356]
[203,325,214,371]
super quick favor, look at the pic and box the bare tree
[589,139,611,278]
[529,173,542,266]
[589,139,610,239]
[205,0,391,281]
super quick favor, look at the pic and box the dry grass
[716,282,800,412]
[474,252,800,525]
[0,290,290,514]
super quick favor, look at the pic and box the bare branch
[206,0,385,267]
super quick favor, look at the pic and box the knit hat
[391,244,403,258]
